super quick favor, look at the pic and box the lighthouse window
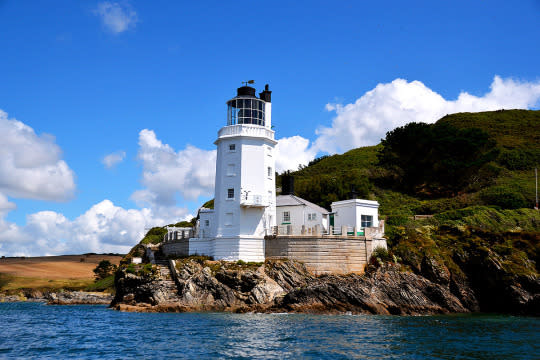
[229,144,235,151]
[267,166,272,178]
[227,188,235,199]
[227,98,265,127]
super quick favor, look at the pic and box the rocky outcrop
[275,264,467,315]
[112,259,313,312]
[0,290,113,305]
[112,258,511,315]
[46,291,113,305]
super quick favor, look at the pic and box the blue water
[0,303,538,359]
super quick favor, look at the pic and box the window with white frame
[227,188,234,199]
[282,211,290,223]
[361,215,373,227]
[229,144,236,151]
[267,166,272,178]
[308,213,317,221]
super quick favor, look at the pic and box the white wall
[331,199,380,230]
[276,204,328,231]
[198,210,215,239]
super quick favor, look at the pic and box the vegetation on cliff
[283,110,539,213]
[113,110,538,315]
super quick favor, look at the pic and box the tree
[93,260,117,280]
[378,122,498,196]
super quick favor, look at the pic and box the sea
[0,303,538,359]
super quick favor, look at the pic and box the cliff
[111,234,539,315]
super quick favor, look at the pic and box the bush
[372,246,392,262]
[480,186,528,209]
[497,149,539,170]
[126,263,136,274]
[93,260,117,280]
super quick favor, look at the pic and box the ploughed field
[0,254,122,292]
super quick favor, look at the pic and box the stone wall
[162,239,189,257]
[265,236,370,275]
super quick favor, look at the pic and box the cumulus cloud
[315,76,540,154]
[0,193,16,217]
[0,110,76,201]
[95,1,138,34]
[132,129,216,208]
[275,136,318,173]
[102,150,126,169]
[0,199,190,257]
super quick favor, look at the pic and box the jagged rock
[275,264,467,315]
[421,255,451,286]
[264,259,313,291]
[111,256,539,316]
[46,291,113,305]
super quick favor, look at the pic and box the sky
[0,0,539,256]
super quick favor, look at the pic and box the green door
[329,214,334,227]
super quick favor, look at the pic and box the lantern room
[226,84,272,127]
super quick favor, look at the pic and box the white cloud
[102,150,126,169]
[0,199,190,257]
[0,193,16,217]
[132,129,216,208]
[315,76,540,154]
[275,136,318,173]
[0,110,76,201]
[95,1,138,34]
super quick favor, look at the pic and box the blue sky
[0,0,539,256]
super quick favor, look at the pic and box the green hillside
[284,109,540,217]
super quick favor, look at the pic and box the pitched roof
[276,194,329,214]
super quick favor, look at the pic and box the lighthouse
[205,83,276,261]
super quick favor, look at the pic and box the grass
[85,275,115,293]
[0,275,94,293]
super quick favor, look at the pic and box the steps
[153,256,182,303]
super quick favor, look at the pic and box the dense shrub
[93,260,117,280]
[480,186,528,209]
[378,122,498,196]
[497,149,540,170]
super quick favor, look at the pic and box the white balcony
[218,124,275,141]
[240,194,268,207]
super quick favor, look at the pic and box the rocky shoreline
[0,290,113,305]
[111,257,539,316]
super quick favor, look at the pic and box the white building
[330,199,380,236]
[276,194,329,233]
[189,84,276,262]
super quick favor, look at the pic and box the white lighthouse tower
[209,83,276,262]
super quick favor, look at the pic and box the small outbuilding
[276,194,329,231]
[330,199,380,235]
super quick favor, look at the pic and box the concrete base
[186,236,265,262]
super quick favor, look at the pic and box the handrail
[218,124,275,140]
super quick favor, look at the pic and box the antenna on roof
[242,80,255,86]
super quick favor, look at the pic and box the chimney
[281,173,295,195]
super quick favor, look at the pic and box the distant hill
[281,109,540,217]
